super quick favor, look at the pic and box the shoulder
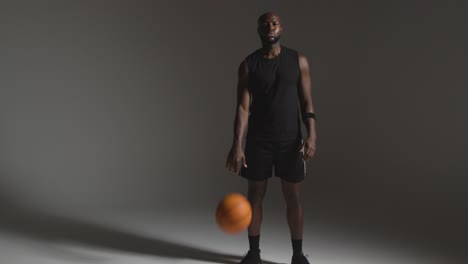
[240,48,262,72]
[283,46,307,64]
[296,51,310,70]
[238,60,248,76]
[239,49,259,73]
[282,46,310,69]
[283,46,307,60]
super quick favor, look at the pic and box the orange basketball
[215,193,252,234]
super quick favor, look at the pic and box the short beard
[261,35,281,45]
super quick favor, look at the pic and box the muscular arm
[226,60,251,173]
[297,52,317,160]
[298,52,316,140]
[232,60,251,148]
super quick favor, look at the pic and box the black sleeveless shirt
[245,45,302,141]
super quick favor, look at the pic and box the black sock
[292,239,302,255]
[248,235,260,252]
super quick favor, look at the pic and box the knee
[283,190,301,208]
[248,188,266,208]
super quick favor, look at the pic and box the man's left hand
[300,137,316,161]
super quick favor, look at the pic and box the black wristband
[302,112,316,122]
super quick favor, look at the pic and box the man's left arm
[298,52,317,160]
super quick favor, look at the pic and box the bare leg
[281,179,303,240]
[247,179,268,236]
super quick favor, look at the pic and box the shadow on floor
[0,203,285,264]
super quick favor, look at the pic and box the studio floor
[0,208,454,264]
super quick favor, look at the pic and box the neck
[260,42,281,57]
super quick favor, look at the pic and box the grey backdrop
[1,0,467,261]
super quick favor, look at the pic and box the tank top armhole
[293,49,301,80]
[242,57,252,96]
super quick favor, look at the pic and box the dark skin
[225,12,316,242]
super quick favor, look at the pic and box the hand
[300,137,316,161]
[225,145,248,174]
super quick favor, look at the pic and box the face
[257,14,282,44]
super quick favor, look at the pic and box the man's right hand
[225,146,248,175]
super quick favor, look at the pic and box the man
[225,12,317,264]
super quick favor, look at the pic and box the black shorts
[239,137,306,182]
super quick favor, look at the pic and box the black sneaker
[291,252,310,264]
[239,249,263,264]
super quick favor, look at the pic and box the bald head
[257,12,282,25]
[257,12,283,44]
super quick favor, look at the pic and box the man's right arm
[226,60,250,174]
[232,60,251,148]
